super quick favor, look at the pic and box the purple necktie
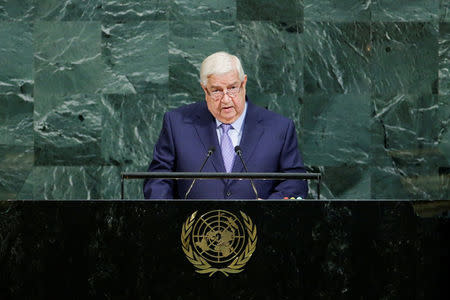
[220,124,235,172]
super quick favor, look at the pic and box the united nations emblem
[181,210,257,276]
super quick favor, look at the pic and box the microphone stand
[234,146,259,199]
[184,147,215,199]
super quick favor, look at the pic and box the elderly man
[143,51,308,199]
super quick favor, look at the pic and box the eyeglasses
[207,82,243,101]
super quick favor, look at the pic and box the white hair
[200,51,245,86]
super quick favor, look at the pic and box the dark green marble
[301,93,371,166]
[0,146,33,200]
[0,22,33,95]
[251,93,302,130]
[0,94,33,146]
[0,0,34,21]
[34,94,102,165]
[102,21,168,94]
[102,0,168,21]
[17,166,102,199]
[237,21,304,96]
[100,94,193,199]
[0,0,449,200]
[170,0,236,20]
[34,0,102,21]
[237,0,303,21]
[304,0,371,21]
[437,95,450,164]
[370,22,439,96]
[0,0,102,21]
[370,86,440,196]
[321,165,371,199]
[303,22,371,94]
[102,94,165,169]
[34,21,104,96]
[439,22,450,95]
[441,0,450,21]
[305,0,439,22]
[371,94,449,199]
[371,0,439,21]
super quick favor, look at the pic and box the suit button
[226,191,231,197]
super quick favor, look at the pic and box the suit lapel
[192,104,225,173]
[232,101,264,173]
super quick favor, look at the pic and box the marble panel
[250,93,302,134]
[34,0,102,20]
[304,0,370,22]
[169,20,237,101]
[102,21,168,94]
[0,146,33,200]
[17,166,101,199]
[437,95,450,164]
[441,0,450,21]
[102,0,168,21]
[370,22,439,96]
[102,93,163,169]
[0,0,447,200]
[100,165,149,199]
[0,0,103,21]
[310,165,371,199]
[0,0,34,21]
[100,93,189,174]
[371,94,449,199]
[34,94,102,165]
[0,94,33,146]
[236,21,304,96]
[237,0,303,21]
[439,22,450,95]
[34,21,133,96]
[0,22,33,95]
[100,166,121,199]
[34,21,103,97]
[169,0,236,20]
[303,22,371,95]
[301,93,371,167]
[371,0,439,22]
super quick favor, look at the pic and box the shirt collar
[215,101,247,132]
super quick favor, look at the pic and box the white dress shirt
[215,102,248,147]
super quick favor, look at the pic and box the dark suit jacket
[143,100,308,199]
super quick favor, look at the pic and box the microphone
[234,146,259,199]
[184,147,215,199]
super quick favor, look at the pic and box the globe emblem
[191,210,246,264]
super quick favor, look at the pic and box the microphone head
[234,145,242,154]
[208,147,215,154]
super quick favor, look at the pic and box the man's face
[202,70,247,124]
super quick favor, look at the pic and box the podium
[0,199,448,299]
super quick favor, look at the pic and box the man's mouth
[222,106,233,111]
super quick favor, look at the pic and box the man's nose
[221,90,232,102]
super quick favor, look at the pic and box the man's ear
[201,84,208,100]
[242,75,248,88]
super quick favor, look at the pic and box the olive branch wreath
[181,211,257,277]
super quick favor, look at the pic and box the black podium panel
[0,200,449,299]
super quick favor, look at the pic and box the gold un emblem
[181,210,257,276]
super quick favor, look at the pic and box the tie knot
[221,123,232,133]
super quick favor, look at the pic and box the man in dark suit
[143,52,308,199]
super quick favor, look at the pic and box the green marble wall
[0,0,449,199]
